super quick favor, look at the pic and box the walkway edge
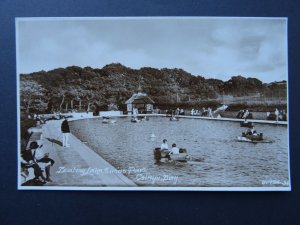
[68,133,136,186]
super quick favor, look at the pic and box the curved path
[21,119,136,189]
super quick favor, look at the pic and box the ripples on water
[70,117,289,187]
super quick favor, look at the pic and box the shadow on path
[46,138,62,146]
[22,178,45,186]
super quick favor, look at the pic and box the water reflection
[70,117,289,187]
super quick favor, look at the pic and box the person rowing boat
[154,140,189,162]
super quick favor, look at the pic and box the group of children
[21,141,55,184]
[21,117,71,185]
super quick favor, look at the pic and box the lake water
[70,116,290,188]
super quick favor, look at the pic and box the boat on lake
[169,116,179,121]
[131,117,141,123]
[153,147,189,162]
[102,118,116,124]
[237,132,273,143]
[138,116,149,121]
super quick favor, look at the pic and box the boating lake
[70,116,290,188]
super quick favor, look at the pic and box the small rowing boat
[236,136,274,143]
[169,116,179,121]
[153,147,189,162]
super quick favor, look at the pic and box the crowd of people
[236,109,253,119]
[190,107,213,117]
[21,141,55,184]
[267,108,287,121]
[165,107,215,117]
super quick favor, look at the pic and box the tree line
[20,63,287,114]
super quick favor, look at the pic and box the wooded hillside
[20,63,287,114]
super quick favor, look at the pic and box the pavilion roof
[125,92,155,104]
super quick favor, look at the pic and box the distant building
[125,86,155,114]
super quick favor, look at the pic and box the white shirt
[171,147,180,154]
[160,143,168,150]
[35,148,51,169]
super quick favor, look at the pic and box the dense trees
[19,63,287,114]
[20,79,48,113]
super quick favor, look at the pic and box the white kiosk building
[125,86,155,115]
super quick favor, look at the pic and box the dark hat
[172,143,176,147]
[29,141,39,149]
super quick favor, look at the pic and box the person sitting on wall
[236,110,243,118]
[191,109,194,116]
[36,153,55,182]
[208,107,213,117]
[242,110,250,119]
[180,108,185,115]
[21,141,47,183]
[275,108,280,122]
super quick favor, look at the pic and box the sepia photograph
[16,17,290,191]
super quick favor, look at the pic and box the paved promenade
[29,120,136,188]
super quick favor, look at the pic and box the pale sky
[16,17,288,83]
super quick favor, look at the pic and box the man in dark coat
[61,117,70,147]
